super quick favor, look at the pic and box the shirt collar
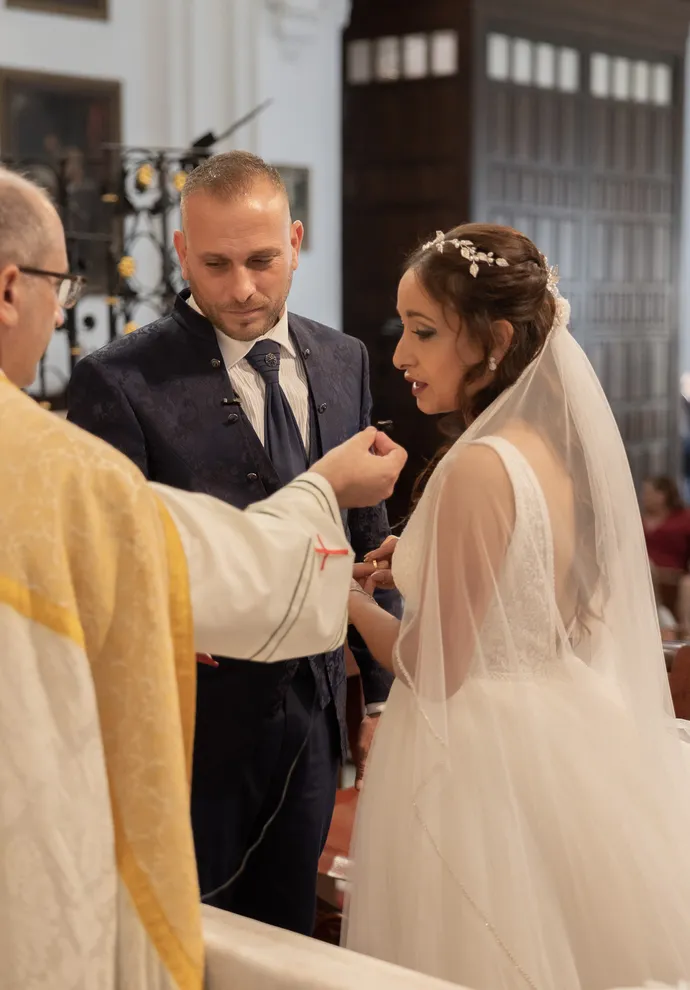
[188,294,293,370]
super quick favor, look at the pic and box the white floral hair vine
[541,253,561,296]
[421,230,510,278]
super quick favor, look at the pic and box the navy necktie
[246,339,308,485]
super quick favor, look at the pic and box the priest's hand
[310,427,407,509]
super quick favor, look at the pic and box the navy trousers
[191,666,340,936]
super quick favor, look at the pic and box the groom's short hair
[181,151,286,219]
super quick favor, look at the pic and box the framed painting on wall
[5,0,108,19]
[274,164,311,250]
[0,68,121,292]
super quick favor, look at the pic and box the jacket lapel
[171,293,280,494]
[289,315,349,457]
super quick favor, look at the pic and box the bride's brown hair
[408,223,556,500]
[407,224,598,641]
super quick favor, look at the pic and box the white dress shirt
[189,297,311,454]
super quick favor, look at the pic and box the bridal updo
[406,223,556,430]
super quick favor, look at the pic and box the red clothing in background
[644,509,690,570]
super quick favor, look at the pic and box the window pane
[612,57,630,101]
[375,36,400,82]
[347,40,371,85]
[430,30,458,77]
[591,53,610,98]
[403,34,428,79]
[632,61,650,103]
[652,64,672,106]
[512,38,532,85]
[558,48,580,92]
[535,42,556,89]
[487,33,510,81]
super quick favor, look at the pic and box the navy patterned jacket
[67,292,398,775]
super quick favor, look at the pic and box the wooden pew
[669,644,690,719]
[314,788,359,944]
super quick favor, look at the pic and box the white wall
[0,0,348,392]
[0,0,178,147]
[184,0,349,329]
[253,1,348,328]
[0,0,179,390]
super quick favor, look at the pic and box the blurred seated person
[642,476,690,636]
[658,602,679,643]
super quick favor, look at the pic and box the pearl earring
[488,356,497,372]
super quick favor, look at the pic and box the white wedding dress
[344,299,690,990]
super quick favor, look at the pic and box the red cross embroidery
[315,535,349,572]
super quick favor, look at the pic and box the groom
[67,151,399,937]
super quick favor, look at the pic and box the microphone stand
[188,98,274,151]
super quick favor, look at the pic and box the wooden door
[473,2,687,485]
[342,0,475,526]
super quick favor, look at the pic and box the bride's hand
[360,535,399,591]
[349,577,374,620]
[353,562,379,594]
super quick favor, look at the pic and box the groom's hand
[365,534,399,566]
[356,714,381,791]
[354,535,399,591]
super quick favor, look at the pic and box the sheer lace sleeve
[396,442,515,700]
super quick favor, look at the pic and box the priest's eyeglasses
[19,267,86,309]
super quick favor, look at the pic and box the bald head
[0,167,60,269]
[0,168,67,388]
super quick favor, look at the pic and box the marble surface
[202,906,686,990]
[202,905,463,990]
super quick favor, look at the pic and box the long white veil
[345,295,690,989]
[397,293,681,742]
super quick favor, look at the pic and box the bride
[344,224,690,990]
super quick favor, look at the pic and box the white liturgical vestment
[153,472,351,660]
[0,372,351,990]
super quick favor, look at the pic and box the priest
[0,166,406,990]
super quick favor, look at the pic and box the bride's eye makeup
[412,327,437,340]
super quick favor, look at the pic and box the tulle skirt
[344,666,690,990]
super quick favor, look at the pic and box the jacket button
[211,358,221,368]
[318,402,327,413]
[221,397,231,406]
[304,348,311,358]
[246,472,258,482]
[226,413,239,424]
